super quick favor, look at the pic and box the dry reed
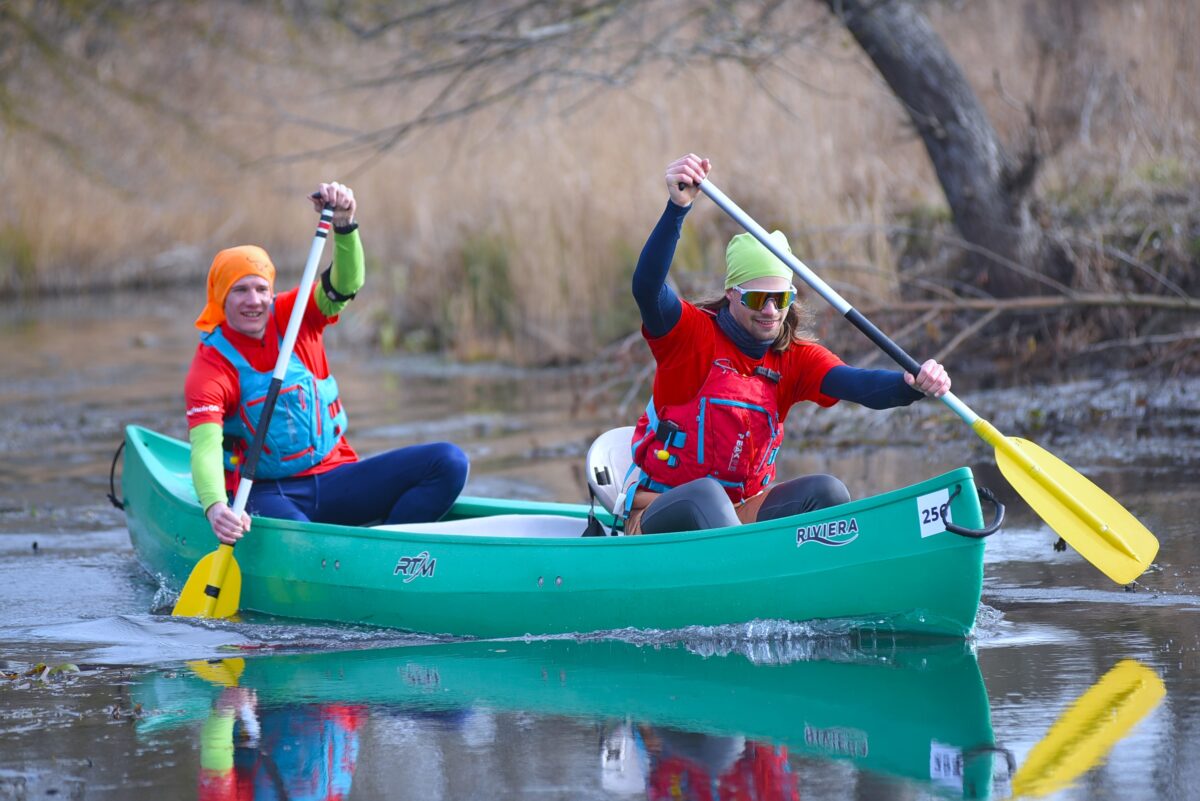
[1,0,1196,363]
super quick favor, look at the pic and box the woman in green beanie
[623,154,951,535]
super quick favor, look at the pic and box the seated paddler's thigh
[246,478,315,521]
[756,474,851,523]
[640,477,740,535]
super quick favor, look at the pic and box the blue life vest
[202,324,349,480]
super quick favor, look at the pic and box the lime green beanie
[724,231,794,289]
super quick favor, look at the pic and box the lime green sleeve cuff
[189,423,227,511]
[200,709,236,771]
[315,228,365,317]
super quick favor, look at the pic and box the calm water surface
[1,292,1198,800]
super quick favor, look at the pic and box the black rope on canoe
[961,744,1016,794]
[940,484,962,515]
[106,439,125,511]
[944,485,1006,538]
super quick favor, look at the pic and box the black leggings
[757,474,851,522]
[640,477,739,534]
[639,473,851,534]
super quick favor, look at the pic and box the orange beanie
[194,245,276,333]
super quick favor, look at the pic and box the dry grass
[2,0,1196,363]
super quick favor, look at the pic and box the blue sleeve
[820,365,925,409]
[631,200,689,337]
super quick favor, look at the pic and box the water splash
[509,617,979,666]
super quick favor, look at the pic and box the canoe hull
[122,426,987,637]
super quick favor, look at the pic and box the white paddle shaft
[229,206,334,518]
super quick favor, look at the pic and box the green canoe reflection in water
[135,636,1004,799]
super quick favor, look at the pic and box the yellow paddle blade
[172,544,242,618]
[1012,660,1165,797]
[972,420,1159,584]
[187,657,246,688]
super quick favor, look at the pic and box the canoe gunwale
[123,424,981,546]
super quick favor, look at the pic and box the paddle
[173,202,335,618]
[697,180,1159,584]
[189,657,246,688]
[1011,659,1165,797]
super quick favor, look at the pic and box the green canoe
[121,425,991,637]
[134,637,999,798]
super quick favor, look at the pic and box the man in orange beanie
[184,182,468,544]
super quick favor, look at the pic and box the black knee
[806,474,851,508]
[640,478,740,534]
[757,474,850,522]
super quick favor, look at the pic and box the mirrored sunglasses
[732,285,797,311]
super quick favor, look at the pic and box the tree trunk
[825,0,1054,297]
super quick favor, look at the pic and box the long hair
[695,291,817,352]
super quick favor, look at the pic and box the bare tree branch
[863,293,1200,315]
[931,306,1002,364]
[1081,329,1200,354]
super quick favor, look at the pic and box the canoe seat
[373,514,591,538]
[586,426,637,514]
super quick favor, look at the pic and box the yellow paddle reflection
[187,657,245,688]
[1011,659,1165,798]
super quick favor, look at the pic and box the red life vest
[632,334,785,506]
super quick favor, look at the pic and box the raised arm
[310,182,364,317]
[631,154,711,337]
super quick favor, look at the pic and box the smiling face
[725,276,793,341]
[223,274,274,338]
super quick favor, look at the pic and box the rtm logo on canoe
[796,517,860,547]
[393,551,436,583]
